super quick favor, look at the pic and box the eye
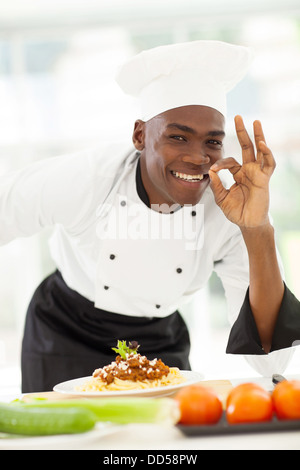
[207,139,223,147]
[169,135,187,142]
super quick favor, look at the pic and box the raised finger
[257,140,276,175]
[253,120,266,147]
[253,120,266,166]
[234,115,255,163]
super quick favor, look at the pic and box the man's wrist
[240,220,273,237]
[240,221,275,252]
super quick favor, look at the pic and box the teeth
[172,171,204,181]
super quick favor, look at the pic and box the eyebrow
[166,123,226,137]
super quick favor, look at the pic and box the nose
[181,152,210,165]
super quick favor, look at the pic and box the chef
[1,40,299,393]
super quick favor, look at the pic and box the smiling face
[132,105,225,208]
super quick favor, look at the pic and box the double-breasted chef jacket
[1,143,299,392]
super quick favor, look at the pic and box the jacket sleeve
[0,150,99,245]
[226,282,300,354]
[213,225,298,375]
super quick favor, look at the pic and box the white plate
[53,370,203,397]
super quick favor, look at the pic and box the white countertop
[1,420,299,450]
[1,375,300,451]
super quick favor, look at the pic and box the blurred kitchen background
[1,0,300,398]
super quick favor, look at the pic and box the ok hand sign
[209,115,276,229]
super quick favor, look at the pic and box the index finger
[234,115,255,163]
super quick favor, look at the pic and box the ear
[132,119,146,150]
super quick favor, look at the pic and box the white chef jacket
[0,144,294,375]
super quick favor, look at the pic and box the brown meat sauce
[92,353,170,384]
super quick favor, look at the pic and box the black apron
[21,270,191,393]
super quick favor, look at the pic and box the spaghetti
[76,341,186,392]
[77,367,185,392]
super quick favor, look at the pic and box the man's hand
[209,115,284,352]
[209,115,276,229]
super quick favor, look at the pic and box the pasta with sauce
[76,346,186,392]
[77,367,185,392]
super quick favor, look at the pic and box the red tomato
[226,382,262,407]
[174,384,223,425]
[226,382,273,424]
[272,380,300,420]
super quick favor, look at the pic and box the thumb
[209,169,228,205]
